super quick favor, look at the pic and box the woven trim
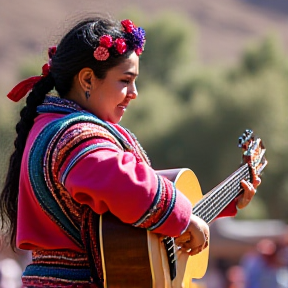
[132,175,177,230]
[60,142,118,186]
[28,112,134,248]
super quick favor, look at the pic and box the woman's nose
[128,84,138,99]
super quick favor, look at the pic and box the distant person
[226,265,245,288]
[241,238,286,288]
[200,259,227,288]
[0,15,260,287]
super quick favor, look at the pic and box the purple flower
[132,27,146,51]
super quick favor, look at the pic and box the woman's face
[88,52,139,123]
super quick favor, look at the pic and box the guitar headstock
[238,129,268,176]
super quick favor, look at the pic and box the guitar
[99,129,268,288]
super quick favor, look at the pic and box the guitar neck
[192,163,251,224]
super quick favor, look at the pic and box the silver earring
[85,90,90,99]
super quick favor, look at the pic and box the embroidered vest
[25,110,149,287]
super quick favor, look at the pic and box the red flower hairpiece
[94,46,109,61]
[121,19,136,33]
[94,35,113,61]
[114,38,127,55]
[93,19,145,61]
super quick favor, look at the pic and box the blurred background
[1,0,288,287]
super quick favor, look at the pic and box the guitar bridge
[162,236,176,280]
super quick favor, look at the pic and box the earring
[85,90,90,99]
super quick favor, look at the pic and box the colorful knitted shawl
[23,96,177,287]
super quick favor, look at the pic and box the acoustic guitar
[99,129,267,288]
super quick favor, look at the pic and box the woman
[0,16,260,287]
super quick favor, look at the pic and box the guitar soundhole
[163,237,176,280]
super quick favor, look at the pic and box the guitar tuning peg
[238,137,243,148]
[238,129,254,148]
[245,129,253,137]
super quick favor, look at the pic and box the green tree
[2,12,288,222]
[123,17,288,221]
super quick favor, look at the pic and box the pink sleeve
[64,149,192,237]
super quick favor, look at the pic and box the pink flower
[114,38,127,54]
[94,46,110,61]
[121,19,136,33]
[99,35,113,48]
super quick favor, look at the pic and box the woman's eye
[121,79,130,84]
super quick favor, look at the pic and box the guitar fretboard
[192,163,251,223]
[165,164,252,281]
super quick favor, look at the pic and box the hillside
[0,0,287,96]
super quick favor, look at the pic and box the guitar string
[199,176,245,223]
[195,168,250,223]
[193,165,248,215]
[193,164,250,223]
[192,164,249,215]
[170,164,250,267]
[195,167,250,223]
[169,179,245,263]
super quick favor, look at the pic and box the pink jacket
[17,111,237,252]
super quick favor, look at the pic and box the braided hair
[0,16,142,249]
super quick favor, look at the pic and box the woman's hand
[237,168,262,209]
[175,214,209,256]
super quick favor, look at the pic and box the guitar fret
[201,177,248,222]
[193,164,251,223]
[98,131,267,287]
[204,189,240,223]
[194,165,249,213]
[205,174,249,222]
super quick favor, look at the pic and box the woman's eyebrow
[124,71,138,77]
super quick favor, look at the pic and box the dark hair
[0,16,136,249]
[51,17,135,97]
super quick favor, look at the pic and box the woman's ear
[77,68,94,91]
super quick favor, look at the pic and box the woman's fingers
[176,214,209,256]
[187,237,209,256]
[237,168,262,210]
[237,179,256,209]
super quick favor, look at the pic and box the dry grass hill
[0,0,288,96]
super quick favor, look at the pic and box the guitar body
[99,168,209,288]
[98,130,267,288]
[173,169,210,287]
